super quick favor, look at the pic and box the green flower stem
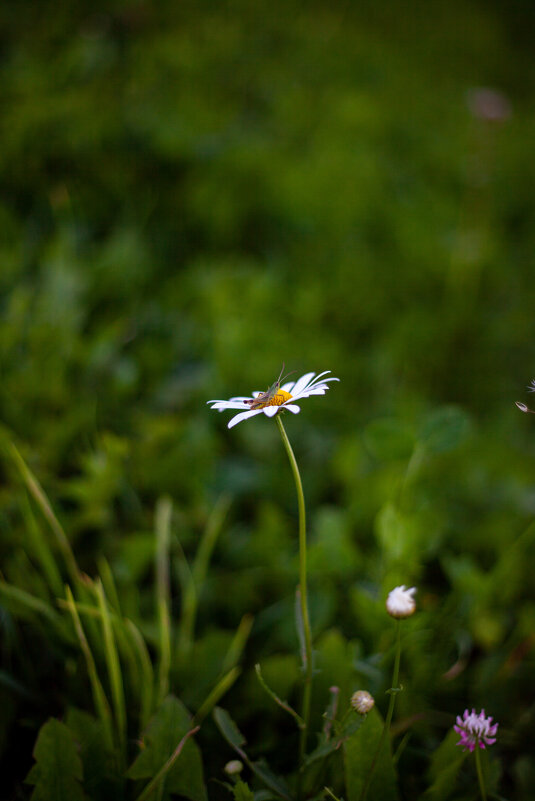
[359,620,402,801]
[275,415,313,771]
[474,745,488,801]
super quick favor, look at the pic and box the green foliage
[64,709,120,801]
[1,0,534,797]
[364,420,416,462]
[424,729,467,801]
[128,696,207,801]
[418,407,472,456]
[213,708,292,800]
[232,782,255,801]
[343,708,399,801]
[25,718,85,801]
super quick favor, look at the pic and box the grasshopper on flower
[244,364,294,410]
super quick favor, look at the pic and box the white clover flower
[386,585,417,619]
[351,690,375,715]
[207,370,339,429]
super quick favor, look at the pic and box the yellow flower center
[260,389,293,409]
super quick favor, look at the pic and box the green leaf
[343,707,399,801]
[213,706,247,749]
[423,728,466,801]
[375,503,415,562]
[65,709,121,801]
[363,419,415,461]
[418,407,471,454]
[305,714,365,768]
[233,780,255,801]
[128,695,207,801]
[25,718,85,801]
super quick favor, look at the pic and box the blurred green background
[2,0,535,797]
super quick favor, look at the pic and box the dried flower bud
[224,760,244,776]
[386,585,417,619]
[351,690,375,715]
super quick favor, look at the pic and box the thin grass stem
[0,580,62,627]
[64,586,114,751]
[8,442,80,586]
[95,579,127,764]
[21,495,63,598]
[125,619,155,733]
[155,497,172,705]
[177,494,230,664]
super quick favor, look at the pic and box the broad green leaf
[25,718,85,801]
[65,709,120,801]
[343,707,398,801]
[418,407,471,454]
[364,419,415,461]
[128,695,207,801]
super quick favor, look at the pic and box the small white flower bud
[351,690,375,715]
[386,585,417,619]
[224,760,244,776]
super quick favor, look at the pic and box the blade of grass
[194,667,241,724]
[221,613,254,673]
[64,586,114,751]
[7,442,79,585]
[95,579,127,764]
[174,540,195,668]
[155,497,172,705]
[20,495,63,598]
[177,494,230,663]
[57,597,155,733]
[0,579,62,627]
[192,494,230,586]
[125,619,155,733]
[133,726,200,801]
[97,556,122,614]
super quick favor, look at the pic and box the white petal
[283,404,301,414]
[281,381,295,392]
[227,409,263,429]
[308,375,339,389]
[290,389,326,401]
[308,370,331,383]
[291,372,316,395]
[262,406,279,417]
[209,401,249,410]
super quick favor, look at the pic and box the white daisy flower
[386,585,417,619]
[207,370,339,429]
